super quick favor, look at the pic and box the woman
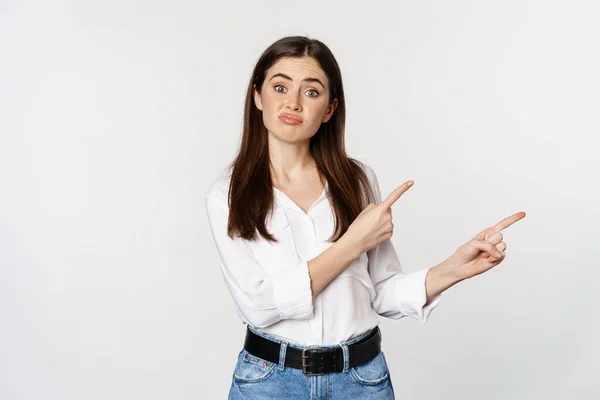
[205,35,525,399]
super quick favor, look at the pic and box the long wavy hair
[226,35,375,243]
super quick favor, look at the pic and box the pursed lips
[278,113,303,123]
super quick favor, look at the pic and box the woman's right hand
[343,181,414,254]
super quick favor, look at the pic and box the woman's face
[254,56,338,144]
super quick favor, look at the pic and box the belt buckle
[301,347,324,376]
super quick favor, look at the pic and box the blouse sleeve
[363,164,442,323]
[205,190,314,328]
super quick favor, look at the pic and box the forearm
[308,236,362,298]
[424,258,465,303]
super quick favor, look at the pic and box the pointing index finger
[379,181,413,209]
[491,211,527,232]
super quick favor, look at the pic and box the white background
[1,0,599,399]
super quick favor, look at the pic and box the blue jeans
[228,325,395,399]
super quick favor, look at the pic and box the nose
[286,103,301,112]
[285,91,302,112]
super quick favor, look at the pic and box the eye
[274,85,286,93]
[305,89,319,97]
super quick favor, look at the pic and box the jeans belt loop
[278,341,288,371]
[340,343,350,373]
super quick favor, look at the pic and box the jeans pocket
[349,351,390,386]
[233,349,278,384]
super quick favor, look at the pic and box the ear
[322,98,338,123]
[253,85,263,111]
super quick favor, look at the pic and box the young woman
[205,36,525,399]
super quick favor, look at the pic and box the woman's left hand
[446,211,526,280]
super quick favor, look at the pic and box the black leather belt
[243,326,381,376]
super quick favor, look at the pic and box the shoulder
[351,159,381,202]
[352,159,378,184]
[205,165,233,207]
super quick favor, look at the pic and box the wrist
[336,234,364,261]
[425,260,464,301]
[438,255,468,283]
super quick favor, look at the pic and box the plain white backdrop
[1,0,599,399]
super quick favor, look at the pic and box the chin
[268,130,312,144]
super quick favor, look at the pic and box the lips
[278,113,303,123]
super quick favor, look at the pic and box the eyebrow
[268,73,326,90]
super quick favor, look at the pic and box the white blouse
[204,162,442,346]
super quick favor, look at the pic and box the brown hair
[226,35,375,243]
